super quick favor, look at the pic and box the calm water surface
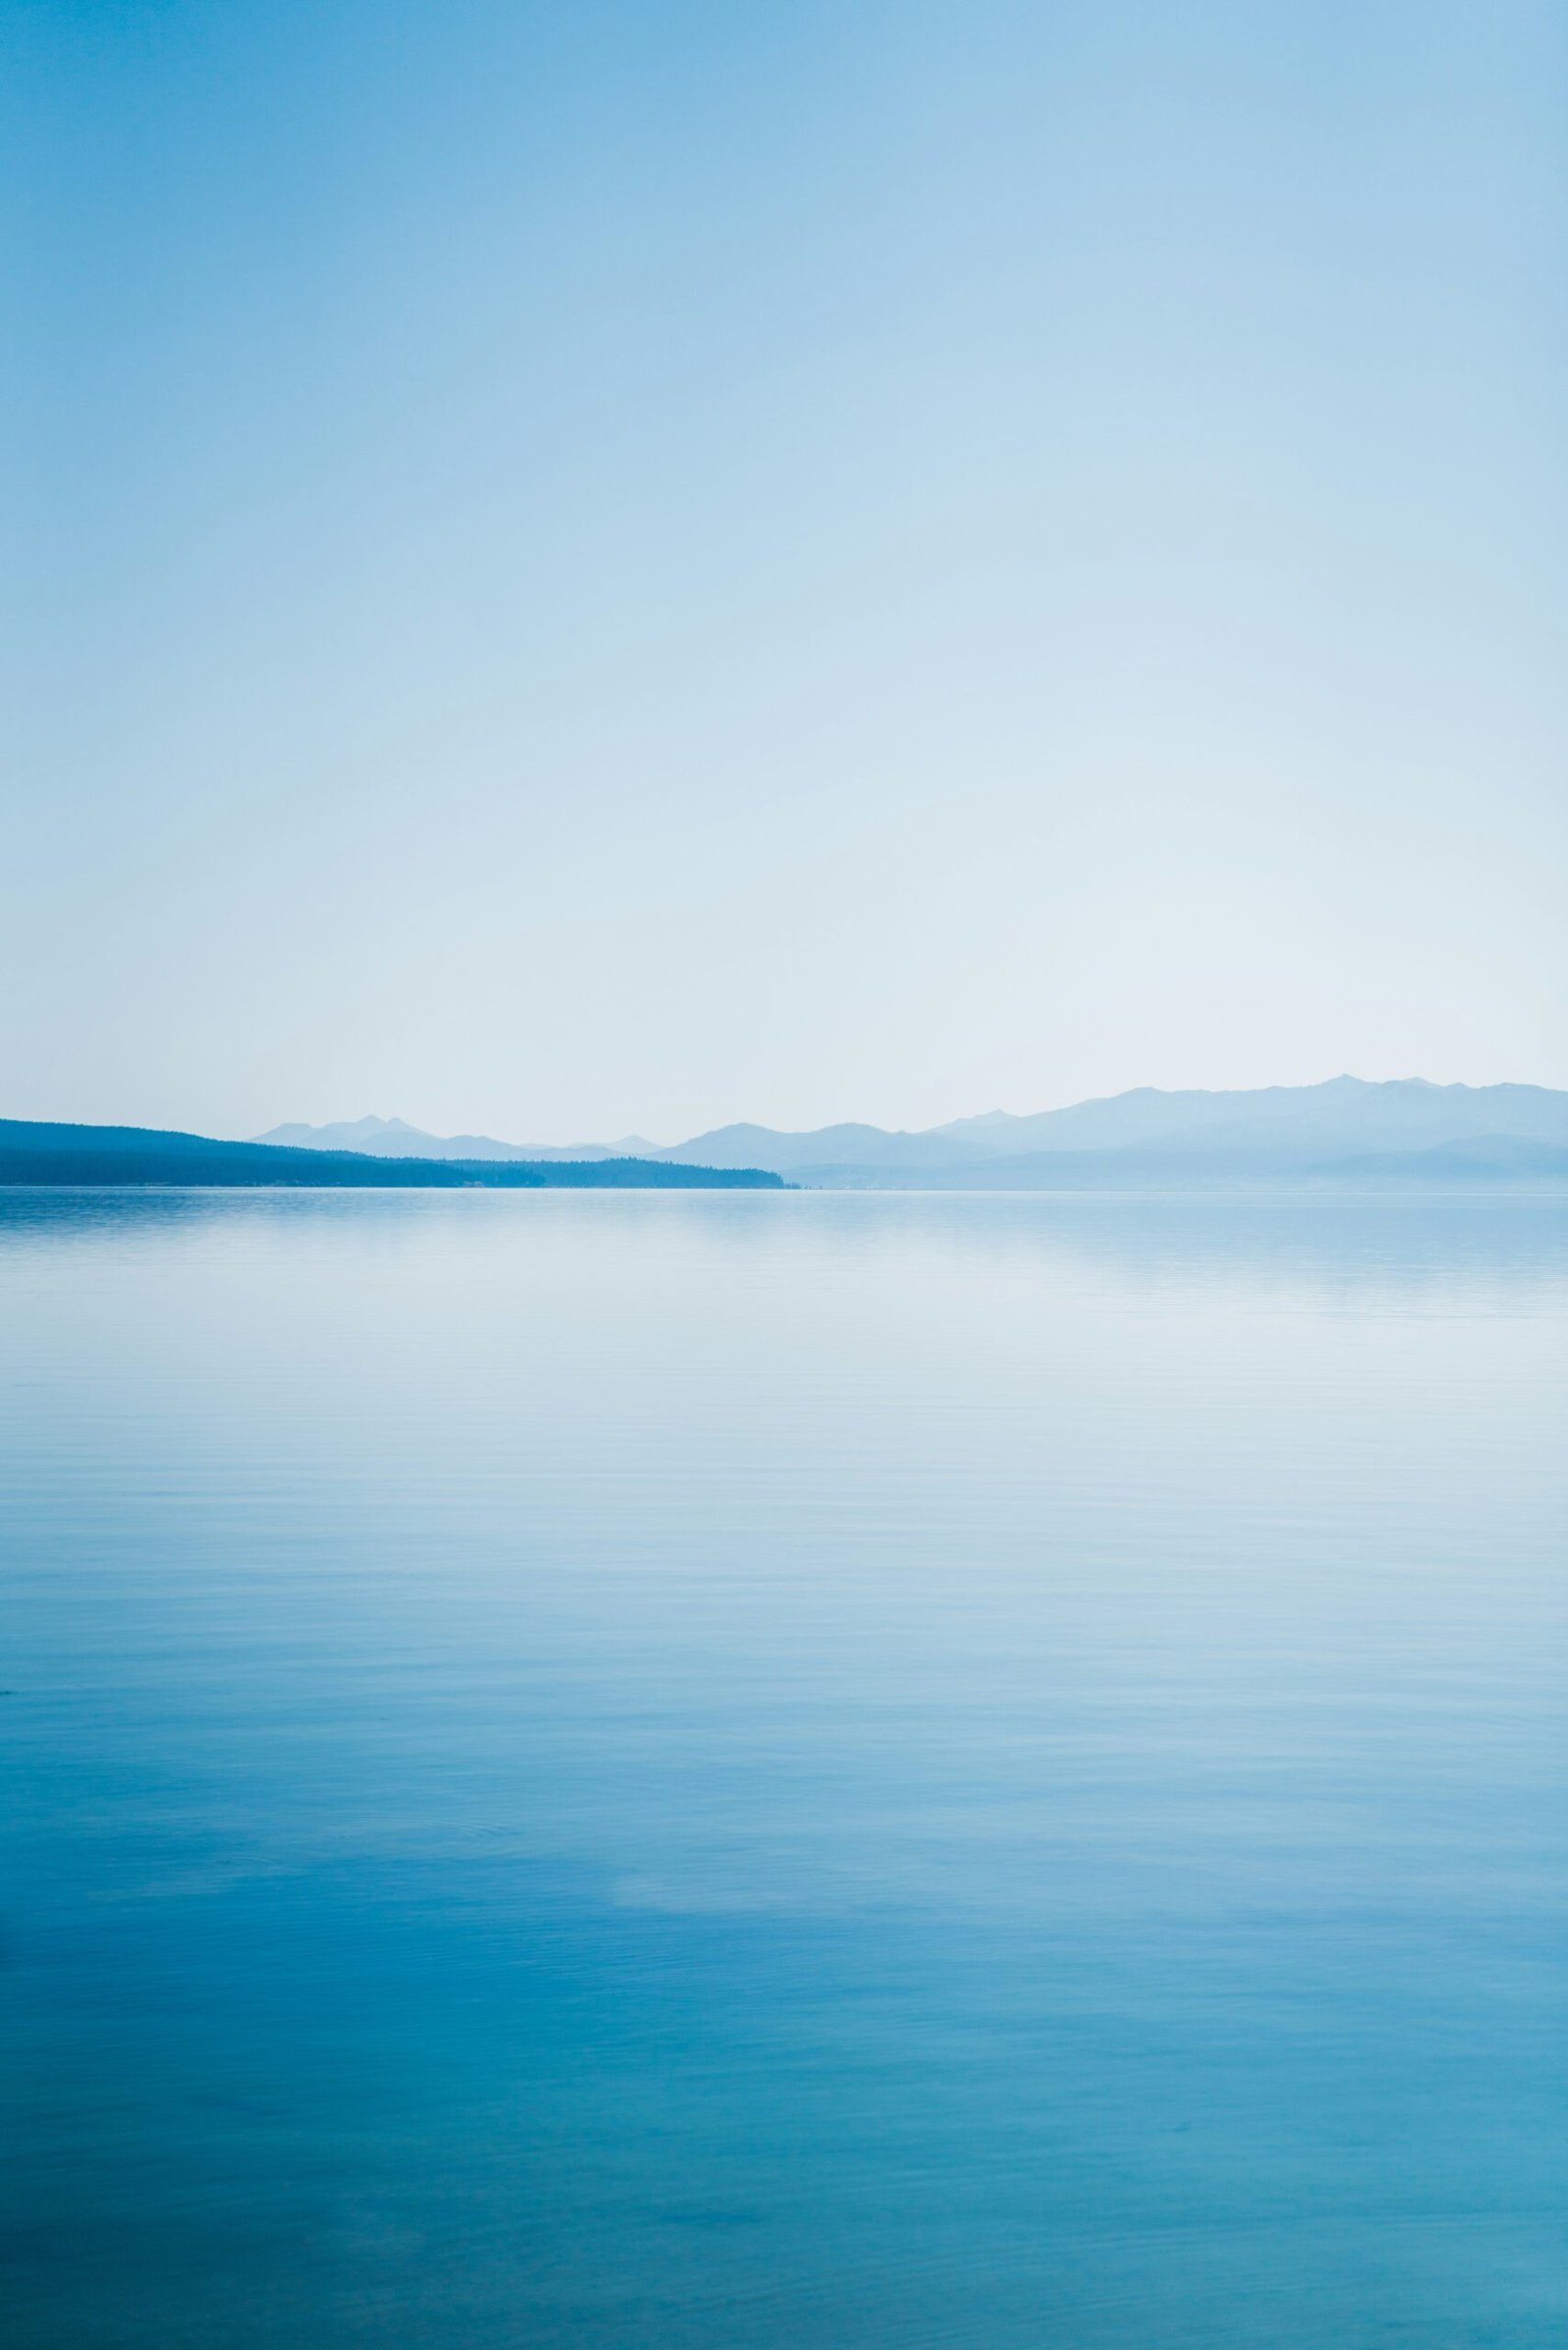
[3,1188,1567,2347]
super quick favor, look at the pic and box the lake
[4,1187,1567,2347]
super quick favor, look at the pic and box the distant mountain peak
[249,1115,624,1164]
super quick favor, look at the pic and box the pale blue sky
[6,0,1566,1141]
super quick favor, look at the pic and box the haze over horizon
[8,1,1566,1139]
[222,1076,1568,1193]
[248,1073,1568,1161]
[12,1071,1568,1189]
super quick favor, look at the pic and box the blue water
[4,1187,1567,2348]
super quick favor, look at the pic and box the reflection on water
[4,1189,1567,2348]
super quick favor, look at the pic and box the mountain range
[256,1081,1568,1188]
[252,1115,662,1163]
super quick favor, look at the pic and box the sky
[5,0,1566,1143]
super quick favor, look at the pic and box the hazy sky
[6,0,1566,1141]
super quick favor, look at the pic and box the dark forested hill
[0,1122,785,1189]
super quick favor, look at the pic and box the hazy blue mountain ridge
[251,1115,659,1162]
[926,1077,1568,1157]
[252,1082,1568,1187]
[672,1080,1568,1177]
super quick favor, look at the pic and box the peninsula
[0,1122,785,1190]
